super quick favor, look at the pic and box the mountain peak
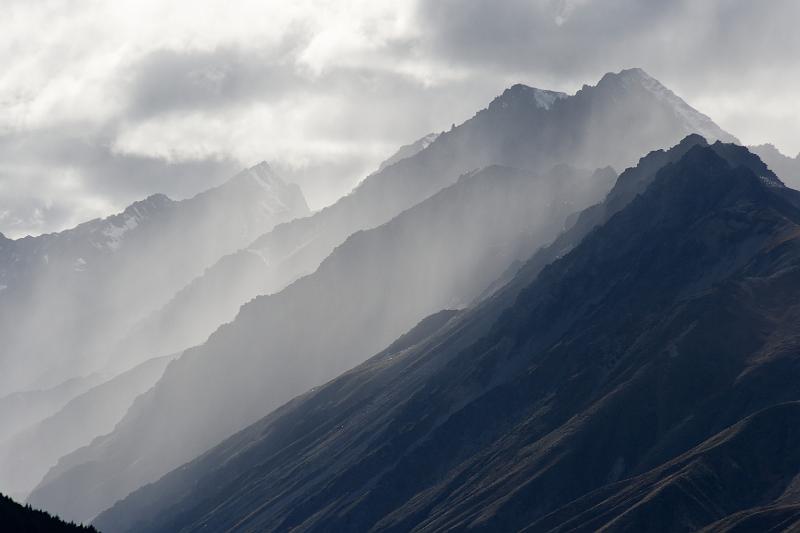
[596,67,665,93]
[586,69,739,145]
[121,193,172,218]
[648,144,774,216]
[490,84,567,111]
[241,161,282,187]
[617,66,655,80]
[250,160,273,174]
[677,132,710,147]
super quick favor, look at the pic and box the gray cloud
[1,0,799,237]
[0,126,239,236]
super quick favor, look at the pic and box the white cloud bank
[1,0,799,236]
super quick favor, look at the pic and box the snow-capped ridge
[378,133,441,172]
[593,68,739,145]
[490,84,568,111]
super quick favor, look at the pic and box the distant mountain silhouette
[0,163,308,394]
[0,374,104,446]
[750,142,800,189]
[94,140,800,533]
[0,355,172,500]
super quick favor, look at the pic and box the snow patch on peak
[493,84,568,111]
[94,194,169,251]
[599,68,738,144]
[759,175,785,188]
[220,162,309,218]
[378,133,441,172]
[102,215,140,251]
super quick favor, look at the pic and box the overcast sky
[2,0,799,237]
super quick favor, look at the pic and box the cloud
[414,0,800,151]
[1,0,799,236]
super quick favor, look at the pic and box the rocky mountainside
[115,68,735,368]
[93,142,800,533]
[0,163,308,393]
[29,160,615,524]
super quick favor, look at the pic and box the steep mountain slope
[30,162,614,524]
[378,132,441,171]
[94,143,800,533]
[117,68,735,365]
[529,403,800,532]
[0,163,308,393]
[0,355,172,500]
[751,143,800,189]
[0,493,96,533]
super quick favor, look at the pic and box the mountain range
[94,139,800,533]
[6,66,793,533]
[110,68,737,374]
[19,68,741,525]
[0,163,308,394]
[27,160,616,523]
[0,354,173,500]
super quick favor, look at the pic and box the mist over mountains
[0,164,308,394]
[3,62,800,533]
[102,68,737,383]
[95,138,800,533]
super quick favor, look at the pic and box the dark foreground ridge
[95,139,800,532]
[0,493,97,532]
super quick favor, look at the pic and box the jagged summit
[489,83,568,111]
[231,161,297,193]
[599,66,656,84]
[588,68,739,145]
[120,194,172,216]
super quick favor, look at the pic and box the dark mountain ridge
[94,141,800,533]
[0,493,96,533]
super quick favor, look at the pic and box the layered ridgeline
[750,143,800,189]
[0,163,308,395]
[116,68,736,367]
[0,373,105,446]
[0,355,173,501]
[29,160,616,523]
[93,141,800,533]
[28,68,734,524]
